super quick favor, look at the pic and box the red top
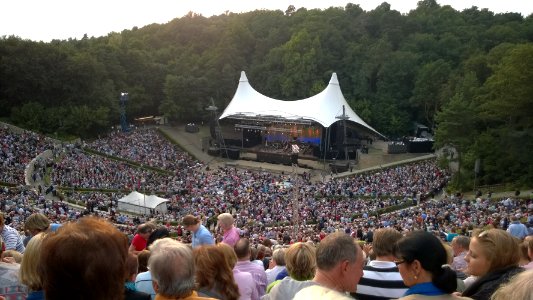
[131,233,147,251]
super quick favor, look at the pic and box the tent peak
[239,71,249,82]
[329,72,339,85]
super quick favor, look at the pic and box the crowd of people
[1,126,533,299]
[0,128,54,185]
[87,128,199,171]
[1,211,532,300]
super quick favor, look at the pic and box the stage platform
[158,125,435,181]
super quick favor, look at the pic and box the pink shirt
[222,226,240,247]
[233,269,258,300]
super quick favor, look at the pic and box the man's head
[372,228,403,258]
[137,223,153,240]
[315,232,364,293]
[217,213,234,231]
[40,217,128,300]
[182,215,200,232]
[451,235,470,256]
[149,238,195,298]
[234,238,251,260]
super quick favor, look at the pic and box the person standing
[129,223,153,255]
[307,232,365,295]
[182,215,214,248]
[217,213,240,247]
[0,213,25,253]
[234,238,267,299]
[507,214,528,240]
[353,228,407,300]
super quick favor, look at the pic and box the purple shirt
[222,226,240,247]
[235,261,267,299]
[233,269,258,300]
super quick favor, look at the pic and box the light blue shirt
[135,271,155,300]
[507,221,528,239]
[192,224,215,248]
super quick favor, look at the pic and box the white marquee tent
[117,191,169,215]
[219,71,384,137]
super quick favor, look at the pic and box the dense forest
[1,0,532,187]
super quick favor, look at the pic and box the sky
[1,0,532,42]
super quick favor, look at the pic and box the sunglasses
[394,260,406,266]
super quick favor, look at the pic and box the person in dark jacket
[461,229,524,300]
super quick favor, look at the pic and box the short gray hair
[452,236,470,250]
[315,232,358,271]
[272,248,286,266]
[148,238,195,298]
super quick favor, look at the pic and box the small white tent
[117,191,169,215]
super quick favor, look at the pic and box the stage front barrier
[207,147,240,160]
[256,152,297,165]
[387,142,407,154]
[404,139,434,153]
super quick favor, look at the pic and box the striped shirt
[1,225,25,253]
[352,260,407,300]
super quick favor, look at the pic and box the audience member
[148,238,216,300]
[462,229,524,300]
[353,228,407,300]
[312,232,364,294]
[293,284,354,300]
[265,248,286,285]
[0,212,25,253]
[450,236,470,273]
[393,231,471,300]
[264,242,316,300]
[218,213,240,247]
[194,245,240,299]
[522,237,533,269]
[19,232,46,300]
[125,253,151,300]
[183,215,215,248]
[218,243,257,300]
[137,250,151,273]
[40,216,129,300]
[234,238,267,299]
[507,214,528,240]
[490,269,533,300]
[129,223,154,255]
[0,235,26,299]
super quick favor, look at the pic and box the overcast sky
[1,0,532,42]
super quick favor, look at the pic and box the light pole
[141,177,146,216]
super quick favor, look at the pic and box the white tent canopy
[117,191,169,215]
[220,71,383,137]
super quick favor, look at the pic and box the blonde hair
[2,250,23,263]
[217,213,234,226]
[285,242,316,281]
[372,228,402,257]
[24,213,50,233]
[20,232,47,291]
[474,229,520,273]
[442,242,454,265]
[490,269,533,300]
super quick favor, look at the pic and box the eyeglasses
[394,260,406,266]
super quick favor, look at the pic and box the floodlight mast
[120,92,129,132]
